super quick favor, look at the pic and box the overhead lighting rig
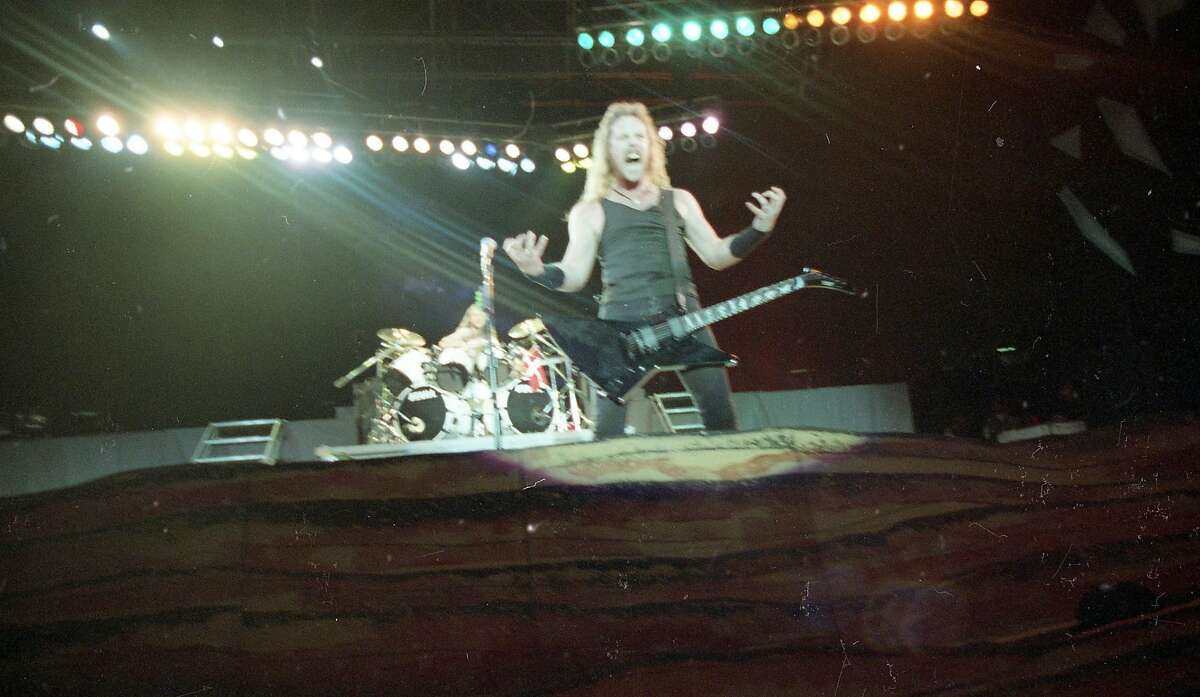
[574,1,990,65]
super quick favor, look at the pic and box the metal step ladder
[191,419,286,465]
[649,390,704,433]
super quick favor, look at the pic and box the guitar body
[542,315,736,404]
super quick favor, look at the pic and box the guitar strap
[660,189,697,313]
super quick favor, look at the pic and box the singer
[502,101,787,438]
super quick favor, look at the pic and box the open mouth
[624,151,642,163]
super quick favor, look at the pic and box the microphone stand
[480,239,503,450]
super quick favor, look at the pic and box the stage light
[476,157,496,170]
[572,142,589,158]
[626,27,645,47]
[484,142,498,157]
[652,23,672,42]
[762,17,782,35]
[709,19,730,40]
[91,23,110,40]
[520,158,535,173]
[460,140,477,156]
[101,135,124,153]
[3,114,24,133]
[413,137,431,153]
[783,12,802,30]
[391,135,409,152]
[270,146,289,160]
[577,32,595,50]
[562,161,577,174]
[497,158,516,174]
[658,125,673,140]
[96,114,120,137]
[38,135,62,150]
[597,30,615,48]
[237,147,257,160]
[969,0,988,17]
[126,134,149,155]
[505,143,521,159]
[237,128,258,147]
[310,56,324,69]
[578,157,593,169]
[288,130,308,148]
[153,117,179,140]
[24,131,35,144]
[451,152,471,170]
[333,145,353,164]
[365,134,383,151]
[264,128,285,146]
[914,1,935,19]
[832,7,853,25]
[212,35,224,48]
[806,9,826,27]
[64,117,83,137]
[701,116,720,134]
[679,122,697,138]
[70,137,93,151]
[212,143,234,159]
[682,21,703,41]
[210,121,232,144]
[291,147,310,164]
[438,139,455,155]
[888,2,908,21]
[735,17,755,37]
[312,148,332,164]
[311,131,332,149]
[184,119,205,142]
[945,0,965,18]
[32,117,54,135]
[861,4,883,22]
[163,141,184,156]
[189,143,211,158]
[555,147,570,162]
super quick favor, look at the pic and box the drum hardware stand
[480,238,504,450]
[529,330,589,431]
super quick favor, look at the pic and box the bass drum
[435,347,474,394]
[392,385,474,441]
[499,383,559,434]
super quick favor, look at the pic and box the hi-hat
[508,317,545,339]
[376,327,426,347]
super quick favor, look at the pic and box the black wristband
[529,263,566,290]
[730,226,769,259]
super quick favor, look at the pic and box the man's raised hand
[745,186,787,233]
[502,230,549,276]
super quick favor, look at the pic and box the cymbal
[376,327,426,347]
[508,317,545,339]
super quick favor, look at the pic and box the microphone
[480,237,497,260]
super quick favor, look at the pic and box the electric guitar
[542,269,861,404]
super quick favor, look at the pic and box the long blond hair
[578,101,671,204]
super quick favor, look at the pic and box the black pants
[591,295,738,438]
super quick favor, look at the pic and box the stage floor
[314,429,595,461]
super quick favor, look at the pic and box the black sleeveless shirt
[597,192,698,319]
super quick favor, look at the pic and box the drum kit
[335,318,588,444]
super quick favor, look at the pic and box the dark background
[1,0,1197,435]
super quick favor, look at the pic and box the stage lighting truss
[0,109,543,174]
[551,110,722,175]
[572,0,989,65]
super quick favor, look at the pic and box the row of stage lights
[552,116,722,174]
[2,112,538,174]
[576,1,990,62]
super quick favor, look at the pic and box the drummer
[436,299,500,356]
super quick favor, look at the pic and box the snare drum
[435,347,473,393]
[474,345,514,385]
[384,348,431,394]
[390,385,474,441]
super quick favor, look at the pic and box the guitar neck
[661,272,811,337]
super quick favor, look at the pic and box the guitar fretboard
[663,273,809,338]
